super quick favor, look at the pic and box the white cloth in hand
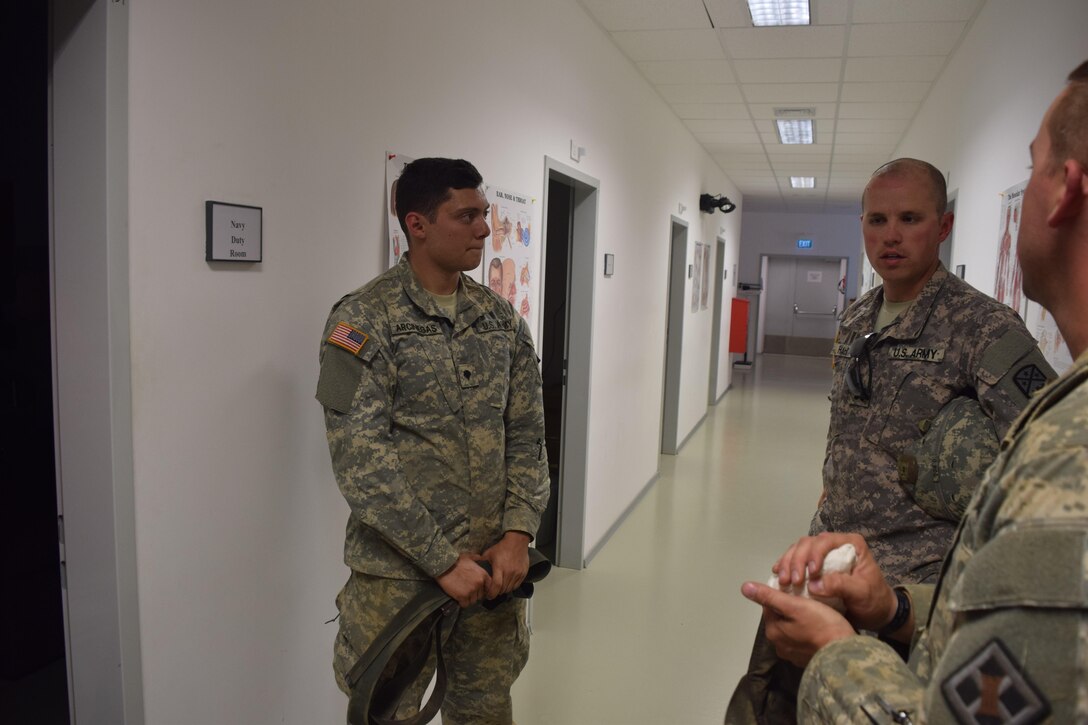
[766,543,856,612]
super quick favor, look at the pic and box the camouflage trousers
[334,570,530,725]
[723,616,803,725]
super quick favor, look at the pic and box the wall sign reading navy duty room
[206,201,263,263]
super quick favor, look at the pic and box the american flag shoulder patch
[327,321,368,355]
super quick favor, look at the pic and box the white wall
[894,0,1088,297]
[121,1,740,722]
[739,210,862,301]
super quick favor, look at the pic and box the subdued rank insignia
[941,638,1049,724]
[1013,364,1048,397]
[328,322,368,355]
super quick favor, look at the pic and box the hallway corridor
[512,354,833,724]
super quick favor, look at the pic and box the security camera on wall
[699,193,736,214]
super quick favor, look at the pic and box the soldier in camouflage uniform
[819,258,1053,583]
[742,59,1088,724]
[316,158,549,724]
[726,159,1054,724]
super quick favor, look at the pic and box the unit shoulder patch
[1013,364,1049,397]
[327,321,369,355]
[941,638,1049,725]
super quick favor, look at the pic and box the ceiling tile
[832,153,895,166]
[728,169,778,178]
[658,83,744,103]
[831,162,883,172]
[766,146,832,158]
[580,0,713,31]
[851,0,983,24]
[611,29,725,61]
[833,131,902,146]
[713,153,771,167]
[812,0,850,25]
[747,102,837,120]
[835,143,898,155]
[638,59,736,84]
[701,0,753,29]
[848,22,966,57]
[719,25,846,59]
[670,102,752,119]
[828,169,877,179]
[700,143,770,155]
[684,119,759,134]
[586,0,978,212]
[840,82,930,103]
[837,102,918,119]
[774,162,830,172]
[732,58,842,83]
[693,131,763,144]
[844,56,946,82]
[743,83,840,103]
[833,118,909,134]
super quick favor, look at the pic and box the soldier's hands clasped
[437,553,492,608]
[481,531,532,600]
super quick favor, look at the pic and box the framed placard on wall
[206,201,262,262]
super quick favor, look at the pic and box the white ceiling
[578,0,985,213]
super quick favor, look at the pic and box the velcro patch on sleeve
[327,321,369,355]
[941,639,1050,724]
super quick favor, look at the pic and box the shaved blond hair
[864,158,948,216]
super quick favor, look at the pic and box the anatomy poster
[386,153,413,269]
[1026,301,1074,376]
[484,186,537,336]
[692,242,703,313]
[993,181,1028,320]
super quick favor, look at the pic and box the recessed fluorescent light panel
[776,119,814,144]
[747,0,810,27]
[790,177,815,188]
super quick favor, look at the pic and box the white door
[761,256,844,356]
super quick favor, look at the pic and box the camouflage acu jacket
[797,350,1088,724]
[316,257,549,580]
[815,265,1053,584]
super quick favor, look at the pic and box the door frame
[708,237,726,404]
[539,157,598,569]
[660,216,688,455]
[50,1,143,722]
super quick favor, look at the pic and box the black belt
[345,549,552,725]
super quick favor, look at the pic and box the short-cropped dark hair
[395,158,483,237]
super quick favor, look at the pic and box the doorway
[759,255,846,357]
[660,217,688,454]
[537,158,598,570]
[2,2,69,722]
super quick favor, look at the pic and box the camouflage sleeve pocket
[978,329,1056,400]
[316,346,367,413]
[949,527,1088,612]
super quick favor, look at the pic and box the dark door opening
[1,2,70,722]
[535,178,572,563]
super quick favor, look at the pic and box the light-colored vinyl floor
[511,353,833,725]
